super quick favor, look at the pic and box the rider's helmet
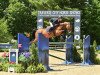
[49,18,59,27]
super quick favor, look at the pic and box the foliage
[90,46,100,64]
[18,52,31,69]
[5,1,35,38]
[0,43,46,73]
[0,49,9,52]
[0,0,9,18]
[2,63,9,72]
[36,64,46,73]
[26,64,46,73]
[0,56,9,63]
[74,39,83,50]
[93,40,97,50]
[0,19,13,42]
[0,0,100,43]
[72,46,82,62]
[15,64,25,73]
[0,55,25,73]
[18,43,46,73]
[10,39,18,49]
[94,58,100,64]
[2,63,25,73]
[25,65,37,73]
[29,43,39,66]
[0,63,3,71]
[81,0,100,44]
[0,52,9,71]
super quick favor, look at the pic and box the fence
[49,42,66,49]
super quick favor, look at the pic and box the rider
[46,17,62,32]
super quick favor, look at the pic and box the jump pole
[82,35,92,65]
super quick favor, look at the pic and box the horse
[30,22,72,43]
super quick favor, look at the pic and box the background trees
[0,18,12,42]
[0,0,100,44]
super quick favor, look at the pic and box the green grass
[0,49,9,52]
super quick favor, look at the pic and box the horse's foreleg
[64,22,72,33]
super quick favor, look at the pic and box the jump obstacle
[37,11,92,70]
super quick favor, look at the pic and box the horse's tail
[30,29,36,41]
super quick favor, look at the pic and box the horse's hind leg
[30,31,38,43]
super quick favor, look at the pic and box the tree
[0,0,100,43]
[0,18,13,43]
[0,0,9,18]
[81,0,100,44]
[5,1,35,38]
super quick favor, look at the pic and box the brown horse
[30,22,72,43]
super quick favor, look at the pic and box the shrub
[2,63,9,72]
[26,64,46,73]
[94,58,100,64]
[26,65,37,73]
[0,63,3,71]
[2,63,25,73]
[18,53,31,69]
[36,64,46,73]
[72,46,82,62]
[0,57,9,63]
[29,44,39,66]
[0,57,3,63]
[15,64,25,73]
[2,63,16,72]
[93,40,97,50]
[90,46,100,64]
[0,49,4,52]
[18,43,46,73]
[1,43,46,73]
[0,49,9,52]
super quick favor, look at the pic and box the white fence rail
[49,42,66,49]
